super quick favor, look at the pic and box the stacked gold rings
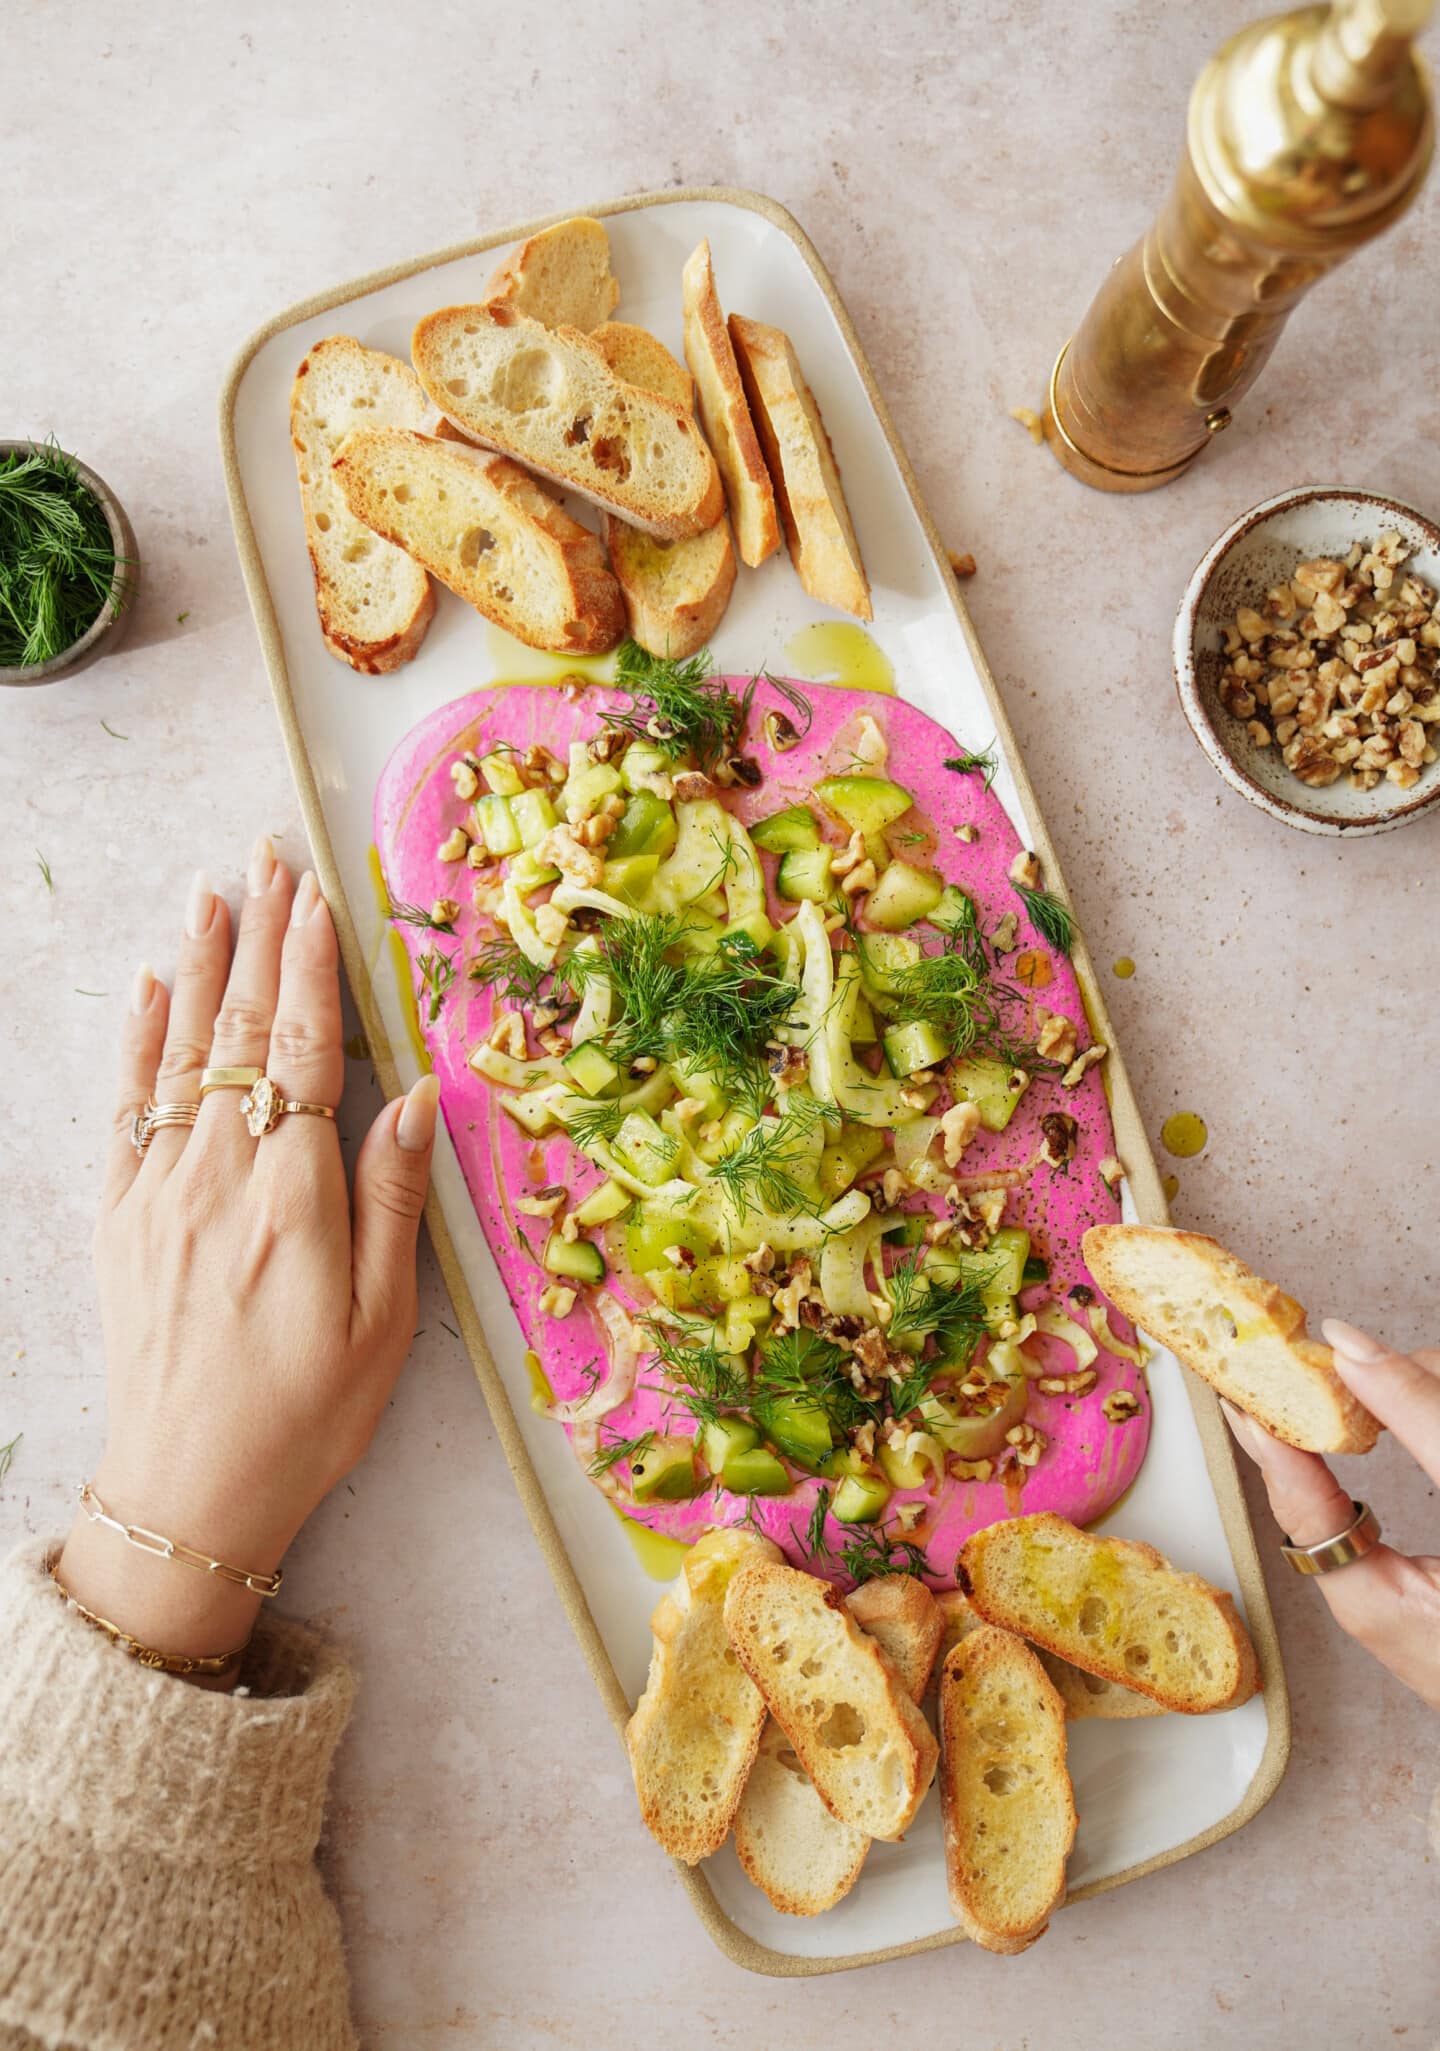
[130,1068,336,1158]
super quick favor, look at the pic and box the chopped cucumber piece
[624,1210,709,1275]
[724,908,775,954]
[509,788,559,848]
[690,1253,754,1306]
[631,1437,702,1502]
[474,793,522,857]
[613,1109,680,1186]
[882,1214,930,1247]
[751,804,821,854]
[849,991,878,1044]
[498,1089,558,1137]
[608,789,677,860]
[572,1178,632,1228]
[478,751,523,796]
[620,741,672,792]
[724,1296,771,1352]
[561,1040,620,1097]
[882,1019,950,1077]
[818,1124,887,1199]
[508,849,560,896]
[721,1447,791,1496]
[600,852,660,906]
[983,1226,1031,1298]
[822,1447,867,1481]
[563,763,623,823]
[815,775,915,838]
[930,883,973,933]
[865,860,945,931]
[756,1395,833,1467]
[832,1472,892,1524]
[950,1056,1030,1132]
[776,846,835,904]
[1022,1253,1051,1286]
[700,1416,759,1473]
[670,1053,730,1119]
[542,1234,605,1285]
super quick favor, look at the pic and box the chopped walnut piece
[1039,1111,1079,1168]
[1035,1009,1078,1067]
[939,1100,982,1168]
[1008,848,1042,891]
[516,1186,567,1219]
[1103,1389,1141,1424]
[437,826,470,863]
[672,770,714,803]
[487,1011,526,1058]
[1061,1043,1107,1089]
[534,901,570,950]
[537,1284,577,1319]
[991,910,1020,954]
[763,709,802,753]
[948,550,978,579]
[1098,1154,1125,1195]
[537,825,604,888]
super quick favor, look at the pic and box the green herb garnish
[100,719,128,740]
[837,1524,930,1584]
[944,746,998,791]
[606,644,811,774]
[753,1327,873,1436]
[587,1428,656,1478]
[802,1484,833,1561]
[0,1433,21,1486]
[389,896,456,933]
[0,442,123,667]
[416,946,459,1024]
[707,1097,825,1221]
[641,1321,749,1433]
[564,1098,629,1149]
[1015,884,1075,956]
[36,852,53,892]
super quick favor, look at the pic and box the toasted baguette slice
[289,337,435,674]
[624,1528,780,1865]
[734,1575,941,1916]
[724,1561,937,1841]
[590,322,693,410]
[960,1513,1259,1714]
[484,215,619,332]
[935,1587,986,1665]
[681,241,779,568]
[603,514,736,659]
[727,313,872,620]
[939,1626,1076,1954]
[331,430,624,655]
[411,304,723,540]
[1084,1225,1380,1455]
[845,1575,945,1699]
[1035,1649,1166,1720]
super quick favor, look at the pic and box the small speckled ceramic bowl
[0,441,140,688]
[1174,485,1440,837]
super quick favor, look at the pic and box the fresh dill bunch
[753,1327,873,1436]
[607,642,743,772]
[566,911,684,1070]
[837,1524,930,1583]
[564,1097,629,1149]
[886,1249,991,1353]
[641,1321,749,1432]
[1015,883,1075,957]
[943,745,998,791]
[0,442,122,668]
[587,1427,656,1478]
[706,1097,825,1221]
[415,946,459,1024]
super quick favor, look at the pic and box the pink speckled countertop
[2,4,1436,2045]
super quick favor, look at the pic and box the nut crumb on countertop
[1218,532,1440,794]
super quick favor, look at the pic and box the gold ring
[240,1075,338,1139]
[200,1066,265,1097]
[129,1100,200,1158]
[1280,1499,1382,1576]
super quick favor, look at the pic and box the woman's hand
[1223,1322,1440,1709]
[57,839,439,1683]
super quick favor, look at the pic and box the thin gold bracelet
[75,1481,284,1597]
[49,1566,250,1678]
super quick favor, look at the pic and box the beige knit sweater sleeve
[0,1542,359,2051]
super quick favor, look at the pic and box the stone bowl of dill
[0,440,139,687]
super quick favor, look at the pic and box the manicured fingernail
[130,963,156,1014]
[290,870,321,926]
[247,833,276,897]
[1322,1319,1389,1367]
[1220,1399,1266,1461]
[185,870,216,938]
[397,1073,440,1153]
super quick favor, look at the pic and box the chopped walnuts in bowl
[1218,532,1440,794]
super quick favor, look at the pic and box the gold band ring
[130,1100,200,1158]
[240,1075,338,1139]
[1280,1499,1382,1577]
[200,1066,265,1097]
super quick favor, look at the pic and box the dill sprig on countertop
[0,1433,21,1486]
[606,643,811,774]
[0,443,122,668]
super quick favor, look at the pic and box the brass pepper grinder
[1045,0,1434,492]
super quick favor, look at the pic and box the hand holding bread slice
[1084,1225,1380,1454]
[960,1512,1259,1714]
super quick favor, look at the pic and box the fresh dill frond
[641,1321,749,1432]
[35,852,53,892]
[707,1097,825,1221]
[564,1098,629,1149]
[0,442,123,667]
[607,642,742,772]
[468,932,572,1012]
[587,1428,656,1478]
[176,610,190,625]
[802,1484,834,1562]
[944,745,998,791]
[886,1249,991,1355]
[388,896,455,933]
[1015,884,1075,956]
[753,1327,873,1436]
[100,718,128,740]
[837,1524,930,1583]
[0,1433,21,1486]
[416,946,459,1024]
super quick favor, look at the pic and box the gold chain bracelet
[75,1481,284,1597]
[49,1566,250,1677]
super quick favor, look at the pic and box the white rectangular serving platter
[221,188,1288,1975]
